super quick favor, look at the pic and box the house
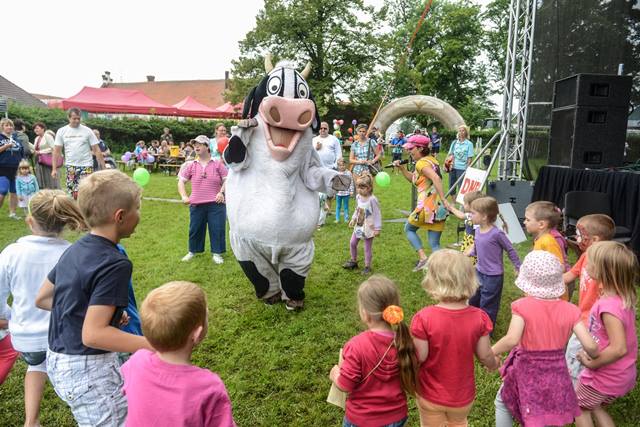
[0,75,46,108]
[102,73,228,110]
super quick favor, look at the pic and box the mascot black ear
[310,93,321,132]
[242,87,257,119]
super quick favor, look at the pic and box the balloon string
[366,0,434,137]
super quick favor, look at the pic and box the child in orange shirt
[524,201,570,298]
[563,214,615,384]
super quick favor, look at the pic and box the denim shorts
[47,350,127,427]
[22,351,47,372]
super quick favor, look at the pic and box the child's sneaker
[212,254,224,264]
[181,252,195,262]
[285,299,304,311]
[342,260,358,269]
[8,212,21,220]
[412,258,428,272]
[361,266,372,275]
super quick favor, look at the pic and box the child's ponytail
[497,212,509,234]
[29,190,88,235]
[382,305,419,395]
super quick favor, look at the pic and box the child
[0,189,86,426]
[342,174,381,275]
[574,241,638,427]
[35,170,151,426]
[329,275,417,427]
[467,196,521,328]
[447,190,484,261]
[0,305,18,385]
[492,250,599,427]
[411,250,498,427]
[121,281,236,427]
[524,201,568,268]
[335,158,354,223]
[563,214,615,383]
[15,159,39,216]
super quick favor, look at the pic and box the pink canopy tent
[173,96,224,118]
[213,102,243,119]
[61,87,177,115]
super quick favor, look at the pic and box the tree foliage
[226,0,385,117]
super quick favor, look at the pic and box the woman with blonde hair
[445,125,474,196]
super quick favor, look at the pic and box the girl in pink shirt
[575,242,638,427]
[411,249,498,427]
[329,276,418,427]
[492,250,598,427]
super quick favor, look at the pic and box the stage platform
[532,166,640,255]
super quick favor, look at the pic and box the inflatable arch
[372,95,466,133]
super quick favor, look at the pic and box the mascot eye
[267,76,282,95]
[296,82,309,99]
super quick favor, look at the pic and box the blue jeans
[336,195,350,222]
[468,271,504,328]
[404,222,442,252]
[343,416,407,427]
[449,167,466,195]
[189,202,226,254]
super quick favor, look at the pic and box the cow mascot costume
[223,56,350,311]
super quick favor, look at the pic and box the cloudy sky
[5,0,389,98]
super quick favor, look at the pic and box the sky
[4,0,385,98]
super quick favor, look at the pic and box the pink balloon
[338,119,344,125]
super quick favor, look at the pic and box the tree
[226,0,385,117]
[365,0,496,128]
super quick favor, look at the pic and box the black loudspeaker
[548,74,631,169]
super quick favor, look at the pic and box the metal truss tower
[497,0,537,180]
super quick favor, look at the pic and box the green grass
[0,160,639,426]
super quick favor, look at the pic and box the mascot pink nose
[259,96,315,130]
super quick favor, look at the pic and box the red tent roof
[213,102,243,118]
[61,87,177,115]
[173,96,224,118]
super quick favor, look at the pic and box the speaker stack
[548,74,631,169]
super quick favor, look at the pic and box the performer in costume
[223,55,350,311]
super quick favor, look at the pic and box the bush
[7,103,237,153]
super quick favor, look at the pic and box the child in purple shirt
[121,281,235,427]
[466,197,521,328]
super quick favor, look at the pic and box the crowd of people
[0,113,637,427]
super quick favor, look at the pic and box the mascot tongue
[269,127,298,149]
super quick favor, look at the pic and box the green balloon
[375,171,391,187]
[133,168,150,187]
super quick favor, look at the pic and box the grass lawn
[0,159,638,426]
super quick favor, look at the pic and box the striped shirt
[179,159,227,205]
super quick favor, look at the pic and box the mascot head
[242,55,320,161]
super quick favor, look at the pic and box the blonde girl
[342,174,381,275]
[411,250,498,427]
[467,196,521,328]
[16,159,39,215]
[0,190,86,427]
[330,275,418,427]
[447,190,484,261]
[575,241,638,427]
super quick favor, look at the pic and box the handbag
[366,139,382,176]
[35,136,63,168]
[327,340,394,410]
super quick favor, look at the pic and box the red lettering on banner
[461,178,481,194]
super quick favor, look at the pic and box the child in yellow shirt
[524,201,570,299]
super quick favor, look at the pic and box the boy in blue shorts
[36,169,151,426]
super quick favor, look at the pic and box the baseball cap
[403,134,431,150]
